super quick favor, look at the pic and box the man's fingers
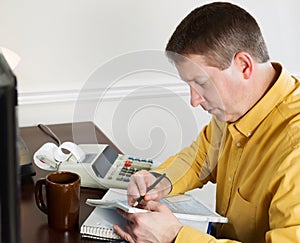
[113,224,135,243]
[145,200,169,213]
[128,170,155,205]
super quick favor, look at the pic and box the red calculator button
[124,160,131,167]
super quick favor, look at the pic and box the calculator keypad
[105,157,152,183]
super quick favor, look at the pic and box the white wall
[1,0,299,167]
[2,0,299,94]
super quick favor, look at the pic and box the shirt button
[228,177,232,182]
[236,142,241,147]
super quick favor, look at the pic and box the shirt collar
[231,63,296,137]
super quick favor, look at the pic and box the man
[114,2,300,242]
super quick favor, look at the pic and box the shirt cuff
[175,226,215,243]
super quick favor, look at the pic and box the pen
[133,173,166,207]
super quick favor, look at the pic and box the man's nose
[190,85,205,107]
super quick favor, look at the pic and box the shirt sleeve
[153,117,224,194]
[175,226,240,243]
[265,148,300,242]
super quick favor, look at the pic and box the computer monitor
[0,52,20,243]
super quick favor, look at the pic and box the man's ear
[233,52,253,79]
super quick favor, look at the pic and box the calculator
[57,144,153,189]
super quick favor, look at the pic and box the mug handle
[35,179,48,214]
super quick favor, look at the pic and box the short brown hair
[166,2,270,70]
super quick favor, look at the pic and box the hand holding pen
[133,173,166,207]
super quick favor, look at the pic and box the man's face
[175,54,245,122]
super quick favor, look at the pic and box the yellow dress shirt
[154,63,300,242]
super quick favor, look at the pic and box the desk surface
[20,122,121,243]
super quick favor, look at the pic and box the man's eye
[188,80,209,90]
[197,81,208,87]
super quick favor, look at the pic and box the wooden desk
[20,122,121,243]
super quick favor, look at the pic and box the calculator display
[92,146,118,178]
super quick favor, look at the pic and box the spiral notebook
[80,189,129,241]
[80,188,227,240]
[80,206,125,241]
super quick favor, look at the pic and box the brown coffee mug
[35,171,81,231]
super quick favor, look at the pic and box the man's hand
[113,201,182,243]
[127,171,172,206]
